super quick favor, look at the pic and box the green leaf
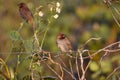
[101,60,112,73]
[33,63,42,72]
[89,61,99,72]
[23,38,34,53]
[17,58,31,80]
[10,31,22,41]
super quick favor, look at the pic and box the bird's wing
[65,38,73,50]
[19,6,33,20]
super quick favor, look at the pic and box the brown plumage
[18,2,35,31]
[57,33,73,52]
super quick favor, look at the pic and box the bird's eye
[62,35,66,38]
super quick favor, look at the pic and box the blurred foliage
[0,0,120,80]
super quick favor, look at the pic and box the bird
[18,2,35,31]
[57,33,73,52]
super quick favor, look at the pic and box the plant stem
[40,27,50,51]
[40,19,51,51]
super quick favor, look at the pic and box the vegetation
[0,0,120,80]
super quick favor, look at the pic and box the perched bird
[57,33,73,52]
[18,2,35,31]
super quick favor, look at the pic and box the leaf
[23,38,34,53]
[10,31,22,41]
[89,61,99,72]
[33,63,43,72]
[101,60,112,73]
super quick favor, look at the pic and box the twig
[106,66,120,80]
[40,18,52,51]
[83,41,120,59]
[63,67,76,80]
[85,60,91,73]
[78,50,86,80]
[17,22,25,32]
[0,58,10,79]
[31,70,35,80]
[110,8,120,28]
[40,27,49,51]
[94,41,120,55]
[58,57,67,68]
[105,1,120,28]
[103,49,120,52]
[15,55,20,76]
[69,59,74,78]
[99,51,109,66]
[0,70,10,80]
[45,62,61,80]
[38,72,43,80]
[29,54,34,70]
[75,52,81,80]
[46,53,64,80]
[34,32,41,51]
[80,37,101,49]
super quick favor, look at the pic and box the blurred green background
[0,0,119,53]
[0,0,120,80]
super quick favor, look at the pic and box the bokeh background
[0,0,119,52]
[0,0,120,80]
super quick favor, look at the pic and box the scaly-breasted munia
[57,33,73,52]
[18,2,35,31]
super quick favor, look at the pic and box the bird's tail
[29,17,35,32]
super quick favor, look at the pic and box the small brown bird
[18,2,35,31]
[57,33,73,52]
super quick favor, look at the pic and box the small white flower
[53,14,59,19]
[56,7,61,13]
[56,2,60,7]
[38,11,44,17]
[50,7,53,12]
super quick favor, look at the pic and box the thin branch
[80,37,101,49]
[29,54,34,70]
[45,62,61,80]
[99,51,109,67]
[0,70,10,80]
[40,27,49,50]
[106,66,120,80]
[0,58,10,79]
[47,53,64,80]
[83,41,120,59]
[75,52,81,80]
[69,59,74,78]
[78,50,86,80]
[40,16,53,51]
[34,32,40,46]
[85,60,91,73]
[111,9,120,28]
[103,49,120,52]
[63,67,76,80]
[31,70,35,80]
[17,22,25,32]
[58,57,67,68]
